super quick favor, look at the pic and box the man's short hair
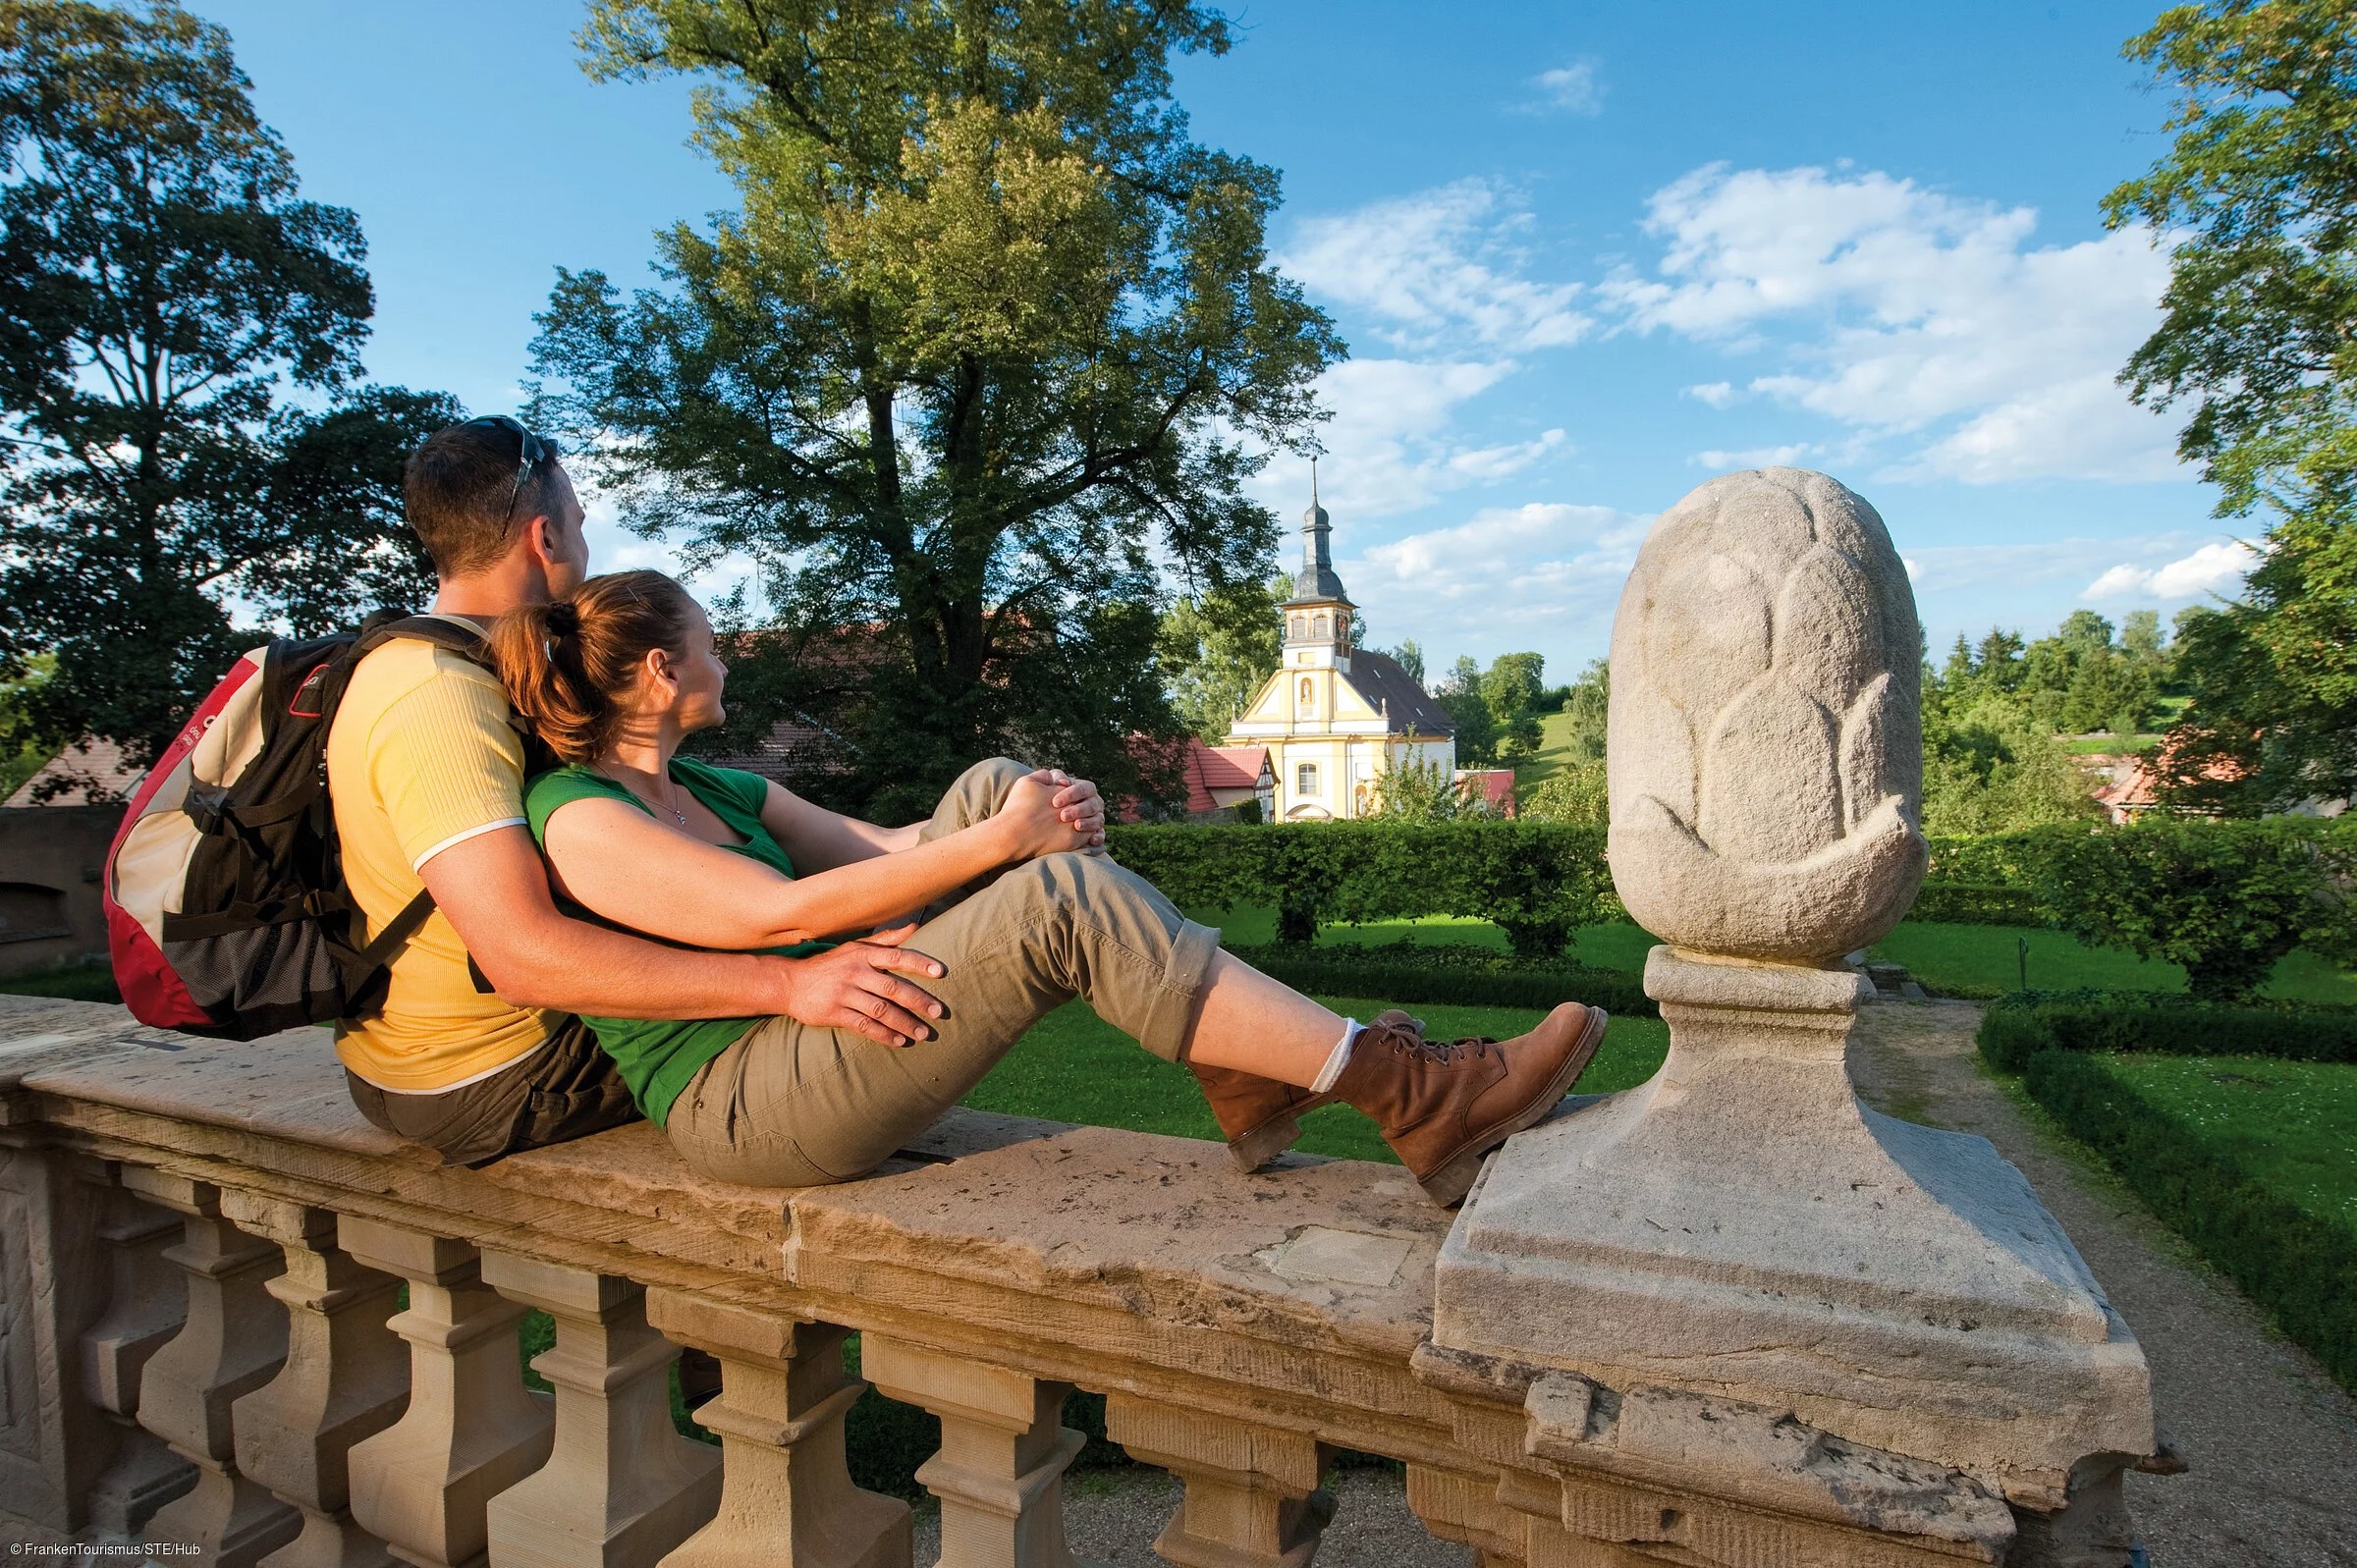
[404,420,565,579]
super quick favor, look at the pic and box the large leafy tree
[1159,574,1284,743]
[2105,0,2357,808]
[531,0,1343,819]
[0,1,456,786]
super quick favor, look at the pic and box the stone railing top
[3,996,1453,1423]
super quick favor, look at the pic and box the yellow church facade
[1223,486,1456,820]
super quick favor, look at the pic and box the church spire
[1290,458,1348,604]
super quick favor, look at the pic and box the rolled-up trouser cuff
[1136,917,1223,1064]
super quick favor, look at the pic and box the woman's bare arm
[537,773,1084,951]
[757,784,922,874]
[758,774,1106,876]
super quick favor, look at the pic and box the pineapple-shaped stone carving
[1607,467,1926,962]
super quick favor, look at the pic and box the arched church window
[1297,762,1319,796]
[1288,616,1304,641]
[1314,614,1330,638]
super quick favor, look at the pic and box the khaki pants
[664,758,1221,1188]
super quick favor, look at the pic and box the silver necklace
[598,762,690,828]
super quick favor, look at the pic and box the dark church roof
[1289,495,1348,604]
[1344,651,1455,737]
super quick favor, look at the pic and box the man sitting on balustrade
[326,417,1606,1204]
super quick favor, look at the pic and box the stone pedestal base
[1434,949,2153,1494]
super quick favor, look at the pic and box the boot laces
[1387,1033,1498,1064]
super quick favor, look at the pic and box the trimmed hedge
[1906,883,2043,926]
[2020,1049,2357,1394]
[1108,819,1615,957]
[1223,943,1657,1018]
[1924,828,2081,890]
[1976,990,2357,1072]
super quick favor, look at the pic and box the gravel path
[911,1466,1471,1568]
[1847,999,2357,1568]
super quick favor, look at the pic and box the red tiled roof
[1188,745,1269,807]
[1458,768,1516,817]
[1119,736,1271,820]
[2092,746,2243,820]
[5,738,144,807]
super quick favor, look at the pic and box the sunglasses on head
[463,414,549,523]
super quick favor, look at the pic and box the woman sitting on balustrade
[486,569,1605,1205]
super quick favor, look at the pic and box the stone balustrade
[0,472,2158,1567]
[2,989,2121,1568]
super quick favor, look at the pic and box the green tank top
[523,756,829,1127]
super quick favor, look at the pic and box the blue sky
[191,0,2247,681]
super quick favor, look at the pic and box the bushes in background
[2032,818,2357,1001]
[1107,820,1616,957]
[1108,818,2357,982]
[1224,943,1657,1018]
[2020,1050,2357,1394]
[1977,991,2357,1072]
[1904,883,2043,926]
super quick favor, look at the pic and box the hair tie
[545,601,580,636]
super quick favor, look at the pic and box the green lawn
[962,997,1669,1164]
[2060,735,2160,755]
[1867,922,2357,1003]
[1511,708,1586,791]
[2103,1054,2357,1242]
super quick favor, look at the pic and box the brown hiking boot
[1331,1002,1608,1206]
[1190,1011,1426,1172]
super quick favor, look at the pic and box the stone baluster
[80,1182,198,1541]
[339,1217,552,1568]
[479,1253,720,1568]
[640,1291,908,1568]
[222,1192,409,1568]
[859,1337,1090,1568]
[1401,1465,1526,1568]
[1102,1395,1335,1568]
[125,1165,301,1566]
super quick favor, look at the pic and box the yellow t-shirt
[326,632,557,1091]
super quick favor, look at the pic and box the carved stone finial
[1607,467,1926,963]
[1435,468,2154,1521]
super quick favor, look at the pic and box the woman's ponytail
[489,570,697,765]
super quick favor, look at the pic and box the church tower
[1223,463,1459,819]
[1283,463,1352,672]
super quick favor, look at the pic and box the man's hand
[778,924,947,1048]
[1047,769,1107,846]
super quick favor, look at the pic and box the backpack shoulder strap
[356,612,492,668]
[355,887,438,970]
[333,613,504,979]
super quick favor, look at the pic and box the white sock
[1310,1020,1361,1095]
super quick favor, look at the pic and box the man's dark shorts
[345,1015,638,1167]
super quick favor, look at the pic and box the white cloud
[1279,182,1591,353]
[2083,539,2259,602]
[1684,381,1737,408]
[1260,357,1568,520]
[575,482,760,607]
[1339,502,1650,658]
[1902,535,2201,594]
[1527,60,1604,116]
[1605,164,2185,484]
[1690,442,1821,470]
